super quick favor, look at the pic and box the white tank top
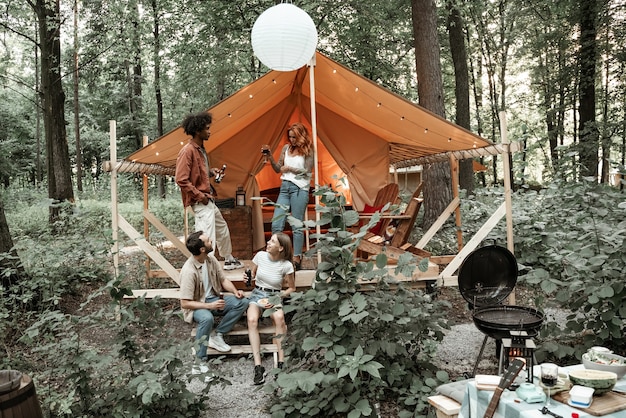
[281,151,309,189]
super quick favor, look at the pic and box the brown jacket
[175,141,212,207]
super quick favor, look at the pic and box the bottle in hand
[245,269,252,287]
[215,164,227,183]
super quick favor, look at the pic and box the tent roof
[124,52,492,174]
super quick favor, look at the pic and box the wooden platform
[128,254,440,299]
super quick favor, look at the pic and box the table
[459,365,626,418]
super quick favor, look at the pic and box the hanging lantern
[251,3,318,71]
[236,185,246,207]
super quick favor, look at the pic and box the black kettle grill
[457,245,544,376]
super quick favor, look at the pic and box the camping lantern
[251,3,318,71]
[236,185,246,206]
[500,331,536,383]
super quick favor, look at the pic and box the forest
[1,1,625,417]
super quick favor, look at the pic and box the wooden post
[499,111,515,305]
[449,154,463,251]
[308,55,322,264]
[143,135,150,285]
[110,121,118,276]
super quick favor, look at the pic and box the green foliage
[1,190,216,417]
[267,183,450,417]
[512,178,626,360]
[17,279,220,418]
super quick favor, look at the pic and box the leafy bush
[1,189,216,417]
[18,279,221,418]
[513,178,626,360]
[266,184,450,418]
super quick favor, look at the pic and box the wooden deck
[128,255,439,299]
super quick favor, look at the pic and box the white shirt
[281,151,309,189]
[252,251,294,290]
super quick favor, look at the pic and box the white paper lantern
[251,3,318,71]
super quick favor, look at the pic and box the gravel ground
[187,356,275,418]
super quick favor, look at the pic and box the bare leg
[247,305,262,365]
[271,309,287,363]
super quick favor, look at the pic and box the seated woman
[246,232,295,385]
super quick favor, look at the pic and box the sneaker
[253,365,265,385]
[191,364,209,374]
[208,334,231,352]
[224,257,244,270]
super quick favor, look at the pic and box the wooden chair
[357,183,400,235]
[357,183,431,262]
[370,183,400,208]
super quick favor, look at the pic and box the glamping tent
[122,52,501,252]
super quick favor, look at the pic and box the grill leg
[472,334,490,377]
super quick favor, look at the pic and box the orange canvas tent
[123,51,493,251]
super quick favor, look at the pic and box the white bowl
[582,352,626,379]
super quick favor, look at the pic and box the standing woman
[246,232,296,385]
[266,122,314,270]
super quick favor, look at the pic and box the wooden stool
[427,395,461,418]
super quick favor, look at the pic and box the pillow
[360,204,384,235]
[436,380,470,404]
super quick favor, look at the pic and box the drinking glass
[540,363,559,406]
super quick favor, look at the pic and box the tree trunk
[73,0,83,192]
[412,0,452,229]
[447,0,474,194]
[152,0,166,199]
[578,0,599,179]
[0,201,26,288]
[33,0,75,222]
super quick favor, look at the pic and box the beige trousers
[191,201,233,258]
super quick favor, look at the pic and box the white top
[252,251,294,290]
[281,151,309,189]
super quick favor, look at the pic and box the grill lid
[458,244,518,307]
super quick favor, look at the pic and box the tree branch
[0,20,39,47]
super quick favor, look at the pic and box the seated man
[180,231,249,360]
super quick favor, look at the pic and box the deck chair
[357,183,400,235]
[357,183,430,262]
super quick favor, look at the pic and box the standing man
[176,111,243,270]
[180,231,249,358]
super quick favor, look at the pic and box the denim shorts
[249,287,282,309]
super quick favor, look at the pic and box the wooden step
[204,344,279,356]
[190,322,276,337]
